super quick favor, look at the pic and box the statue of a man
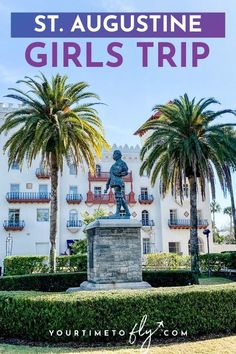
[104,150,131,218]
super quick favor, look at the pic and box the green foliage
[143,270,198,286]
[213,232,225,244]
[4,255,87,276]
[0,272,87,292]
[71,239,87,255]
[199,252,236,272]
[144,253,191,270]
[0,270,196,292]
[81,208,108,225]
[0,284,235,342]
[3,256,49,276]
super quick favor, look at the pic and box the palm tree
[223,206,233,237]
[222,128,236,240]
[0,74,110,272]
[210,200,221,237]
[139,94,236,273]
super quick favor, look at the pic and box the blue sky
[0,0,236,228]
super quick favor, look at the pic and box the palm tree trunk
[213,211,216,236]
[49,152,58,273]
[189,176,199,274]
[229,183,236,240]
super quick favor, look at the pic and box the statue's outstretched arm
[104,177,111,193]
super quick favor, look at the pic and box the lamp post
[203,229,211,277]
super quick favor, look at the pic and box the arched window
[142,210,149,226]
[96,164,101,176]
[69,209,78,221]
[188,237,204,254]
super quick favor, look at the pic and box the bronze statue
[104,150,131,218]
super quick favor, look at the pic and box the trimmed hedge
[144,253,190,270]
[0,272,87,292]
[4,254,87,276]
[0,284,235,343]
[199,252,236,272]
[143,270,198,286]
[0,270,197,292]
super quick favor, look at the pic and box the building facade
[0,103,213,268]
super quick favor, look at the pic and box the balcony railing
[66,194,83,204]
[6,192,51,203]
[86,192,115,204]
[67,220,83,228]
[35,168,50,179]
[168,219,209,229]
[138,194,154,204]
[3,220,25,231]
[86,192,136,204]
[141,220,155,227]
[88,171,133,182]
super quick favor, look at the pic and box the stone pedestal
[67,219,151,292]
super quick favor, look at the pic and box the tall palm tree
[222,128,236,240]
[0,74,110,272]
[210,200,221,237]
[223,206,233,237]
[140,94,236,273]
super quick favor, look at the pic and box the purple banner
[11,12,225,38]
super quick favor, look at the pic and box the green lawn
[198,276,234,285]
[0,336,235,353]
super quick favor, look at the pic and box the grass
[0,336,235,353]
[198,276,234,285]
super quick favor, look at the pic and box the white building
[0,103,213,268]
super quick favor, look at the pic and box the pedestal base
[67,280,152,292]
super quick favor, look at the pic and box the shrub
[144,253,190,270]
[71,239,87,254]
[143,270,198,286]
[3,256,48,276]
[0,270,197,292]
[0,272,87,292]
[56,254,87,272]
[199,253,236,272]
[4,254,87,276]
[0,284,235,343]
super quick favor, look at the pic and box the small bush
[4,254,87,276]
[144,253,190,270]
[0,284,235,343]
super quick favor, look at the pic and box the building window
[39,184,48,194]
[143,238,151,254]
[188,238,204,254]
[9,209,20,223]
[169,209,177,223]
[69,164,76,175]
[69,186,78,195]
[140,187,148,200]
[183,184,189,198]
[10,184,20,193]
[11,161,19,170]
[26,183,33,189]
[168,242,181,254]
[142,210,149,226]
[69,209,78,221]
[37,208,49,222]
[95,164,101,176]
[94,187,102,197]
